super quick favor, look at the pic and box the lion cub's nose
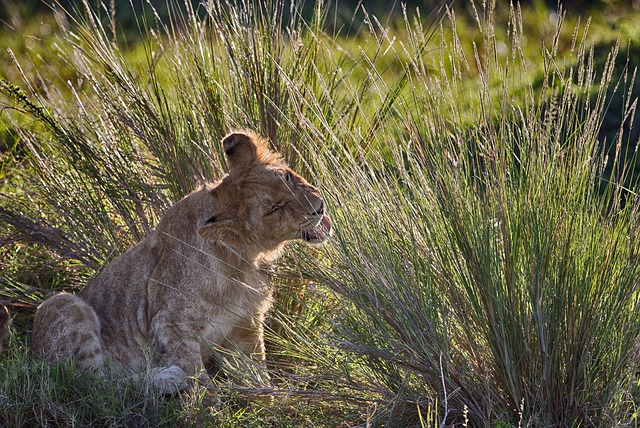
[311,201,325,216]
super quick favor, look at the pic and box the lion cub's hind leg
[31,292,105,372]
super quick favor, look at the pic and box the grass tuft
[1,0,639,426]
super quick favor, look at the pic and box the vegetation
[1,0,640,426]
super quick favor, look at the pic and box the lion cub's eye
[284,171,293,183]
[267,205,282,215]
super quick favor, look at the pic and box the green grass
[0,335,356,427]
[2,0,640,426]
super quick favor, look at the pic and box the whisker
[168,248,262,296]
[161,231,262,282]
[144,276,263,321]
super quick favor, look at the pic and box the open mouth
[301,214,333,244]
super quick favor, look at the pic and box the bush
[1,0,639,426]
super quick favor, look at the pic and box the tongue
[318,214,333,238]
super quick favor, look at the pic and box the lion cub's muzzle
[301,200,333,244]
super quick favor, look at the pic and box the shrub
[1,0,639,426]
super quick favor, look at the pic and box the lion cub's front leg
[149,316,212,395]
[31,292,105,372]
[219,315,272,387]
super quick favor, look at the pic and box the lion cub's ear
[222,132,258,171]
[198,218,242,244]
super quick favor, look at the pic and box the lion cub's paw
[152,365,188,395]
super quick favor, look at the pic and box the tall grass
[1,0,639,426]
[304,4,640,426]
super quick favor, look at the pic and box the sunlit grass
[1,0,640,426]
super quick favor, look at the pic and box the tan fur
[30,131,332,394]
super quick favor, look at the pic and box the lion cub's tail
[0,304,10,351]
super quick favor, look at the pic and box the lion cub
[30,131,332,394]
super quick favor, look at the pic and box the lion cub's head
[197,131,332,256]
